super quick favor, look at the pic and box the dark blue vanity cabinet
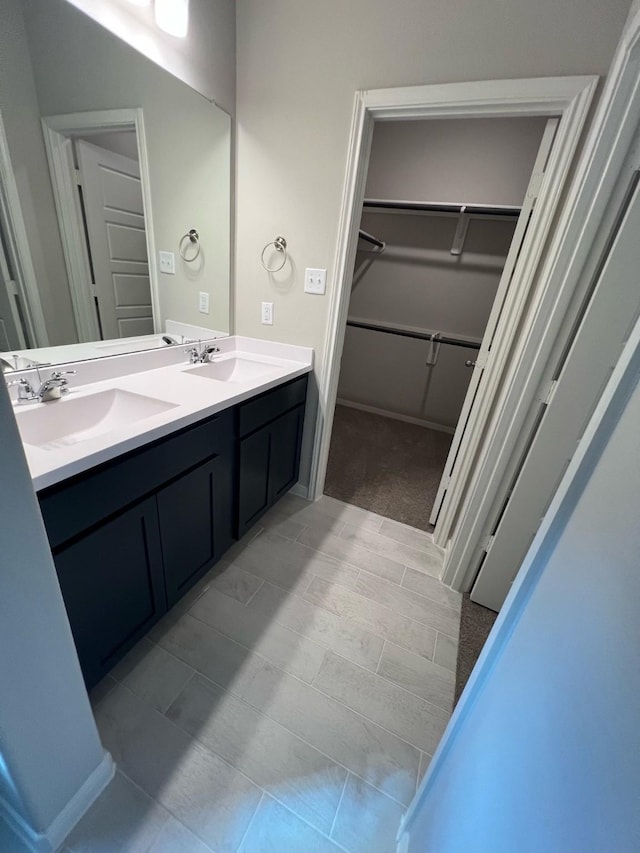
[237,376,307,536]
[36,374,307,689]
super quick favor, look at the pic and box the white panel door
[471,173,640,610]
[429,118,559,526]
[76,139,152,340]
[0,226,26,351]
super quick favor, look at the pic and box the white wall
[403,335,640,853]
[0,376,110,848]
[338,118,544,428]
[63,0,236,114]
[26,0,232,335]
[234,0,631,485]
[0,0,77,346]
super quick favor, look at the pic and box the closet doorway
[324,116,553,531]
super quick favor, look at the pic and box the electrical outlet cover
[198,292,210,314]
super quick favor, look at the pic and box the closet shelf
[346,319,481,351]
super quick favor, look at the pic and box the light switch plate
[261,301,273,325]
[198,292,210,314]
[304,267,326,295]
[159,251,176,275]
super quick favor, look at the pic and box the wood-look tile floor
[68,495,461,853]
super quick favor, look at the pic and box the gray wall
[404,340,640,853]
[365,117,547,205]
[234,0,631,486]
[338,118,544,428]
[0,0,77,346]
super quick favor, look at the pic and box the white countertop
[9,336,312,491]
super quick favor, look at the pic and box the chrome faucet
[8,369,76,403]
[36,370,76,401]
[185,342,221,364]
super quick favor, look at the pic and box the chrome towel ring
[261,236,287,272]
[179,229,201,262]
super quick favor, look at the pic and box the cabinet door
[237,425,271,538]
[269,405,305,504]
[157,453,234,607]
[54,497,165,689]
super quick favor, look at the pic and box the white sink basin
[183,356,284,384]
[16,388,177,451]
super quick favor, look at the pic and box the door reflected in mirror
[0,0,231,371]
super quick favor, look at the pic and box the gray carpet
[324,405,453,530]
[454,593,498,705]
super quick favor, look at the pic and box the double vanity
[9,337,312,688]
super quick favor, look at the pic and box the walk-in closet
[324,116,549,530]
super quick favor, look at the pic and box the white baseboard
[289,482,310,499]
[336,398,456,434]
[0,751,114,852]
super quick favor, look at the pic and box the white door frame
[0,110,49,348]
[442,12,640,592]
[308,76,596,590]
[41,108,159,343]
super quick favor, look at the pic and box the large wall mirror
[0,0,231,371]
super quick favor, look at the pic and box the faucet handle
[7,378,36,401]
[51,369,77,379]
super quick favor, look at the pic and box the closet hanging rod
[346,320,481,350]
[358,228,386,251]
[363,198,521,218]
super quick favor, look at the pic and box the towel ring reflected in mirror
[179,228,201,262]
[261,235,288,272]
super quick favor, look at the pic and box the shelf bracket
[450,205,470,256]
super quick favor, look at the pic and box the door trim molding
[0,110,49,348]
[308,77,597,580]
[41,108,159,343]
[443,11,640,591]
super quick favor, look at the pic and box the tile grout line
[242,577,264,607]
[358,565,460,612]
[322,647,453,719]
[375,639,386,675]
[295,534,407,586]
[338,520,444,564]
[328,772,350,842]
[116,767,217,853]
[233,790,265,853]
[304,574,460,643]
[159,669,196,716]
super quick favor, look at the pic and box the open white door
[76,139,152,340]
[471,170,640,610]
[429,117,559,526]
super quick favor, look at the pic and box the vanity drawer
[238,374,307,437]
[39,408,234,549]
